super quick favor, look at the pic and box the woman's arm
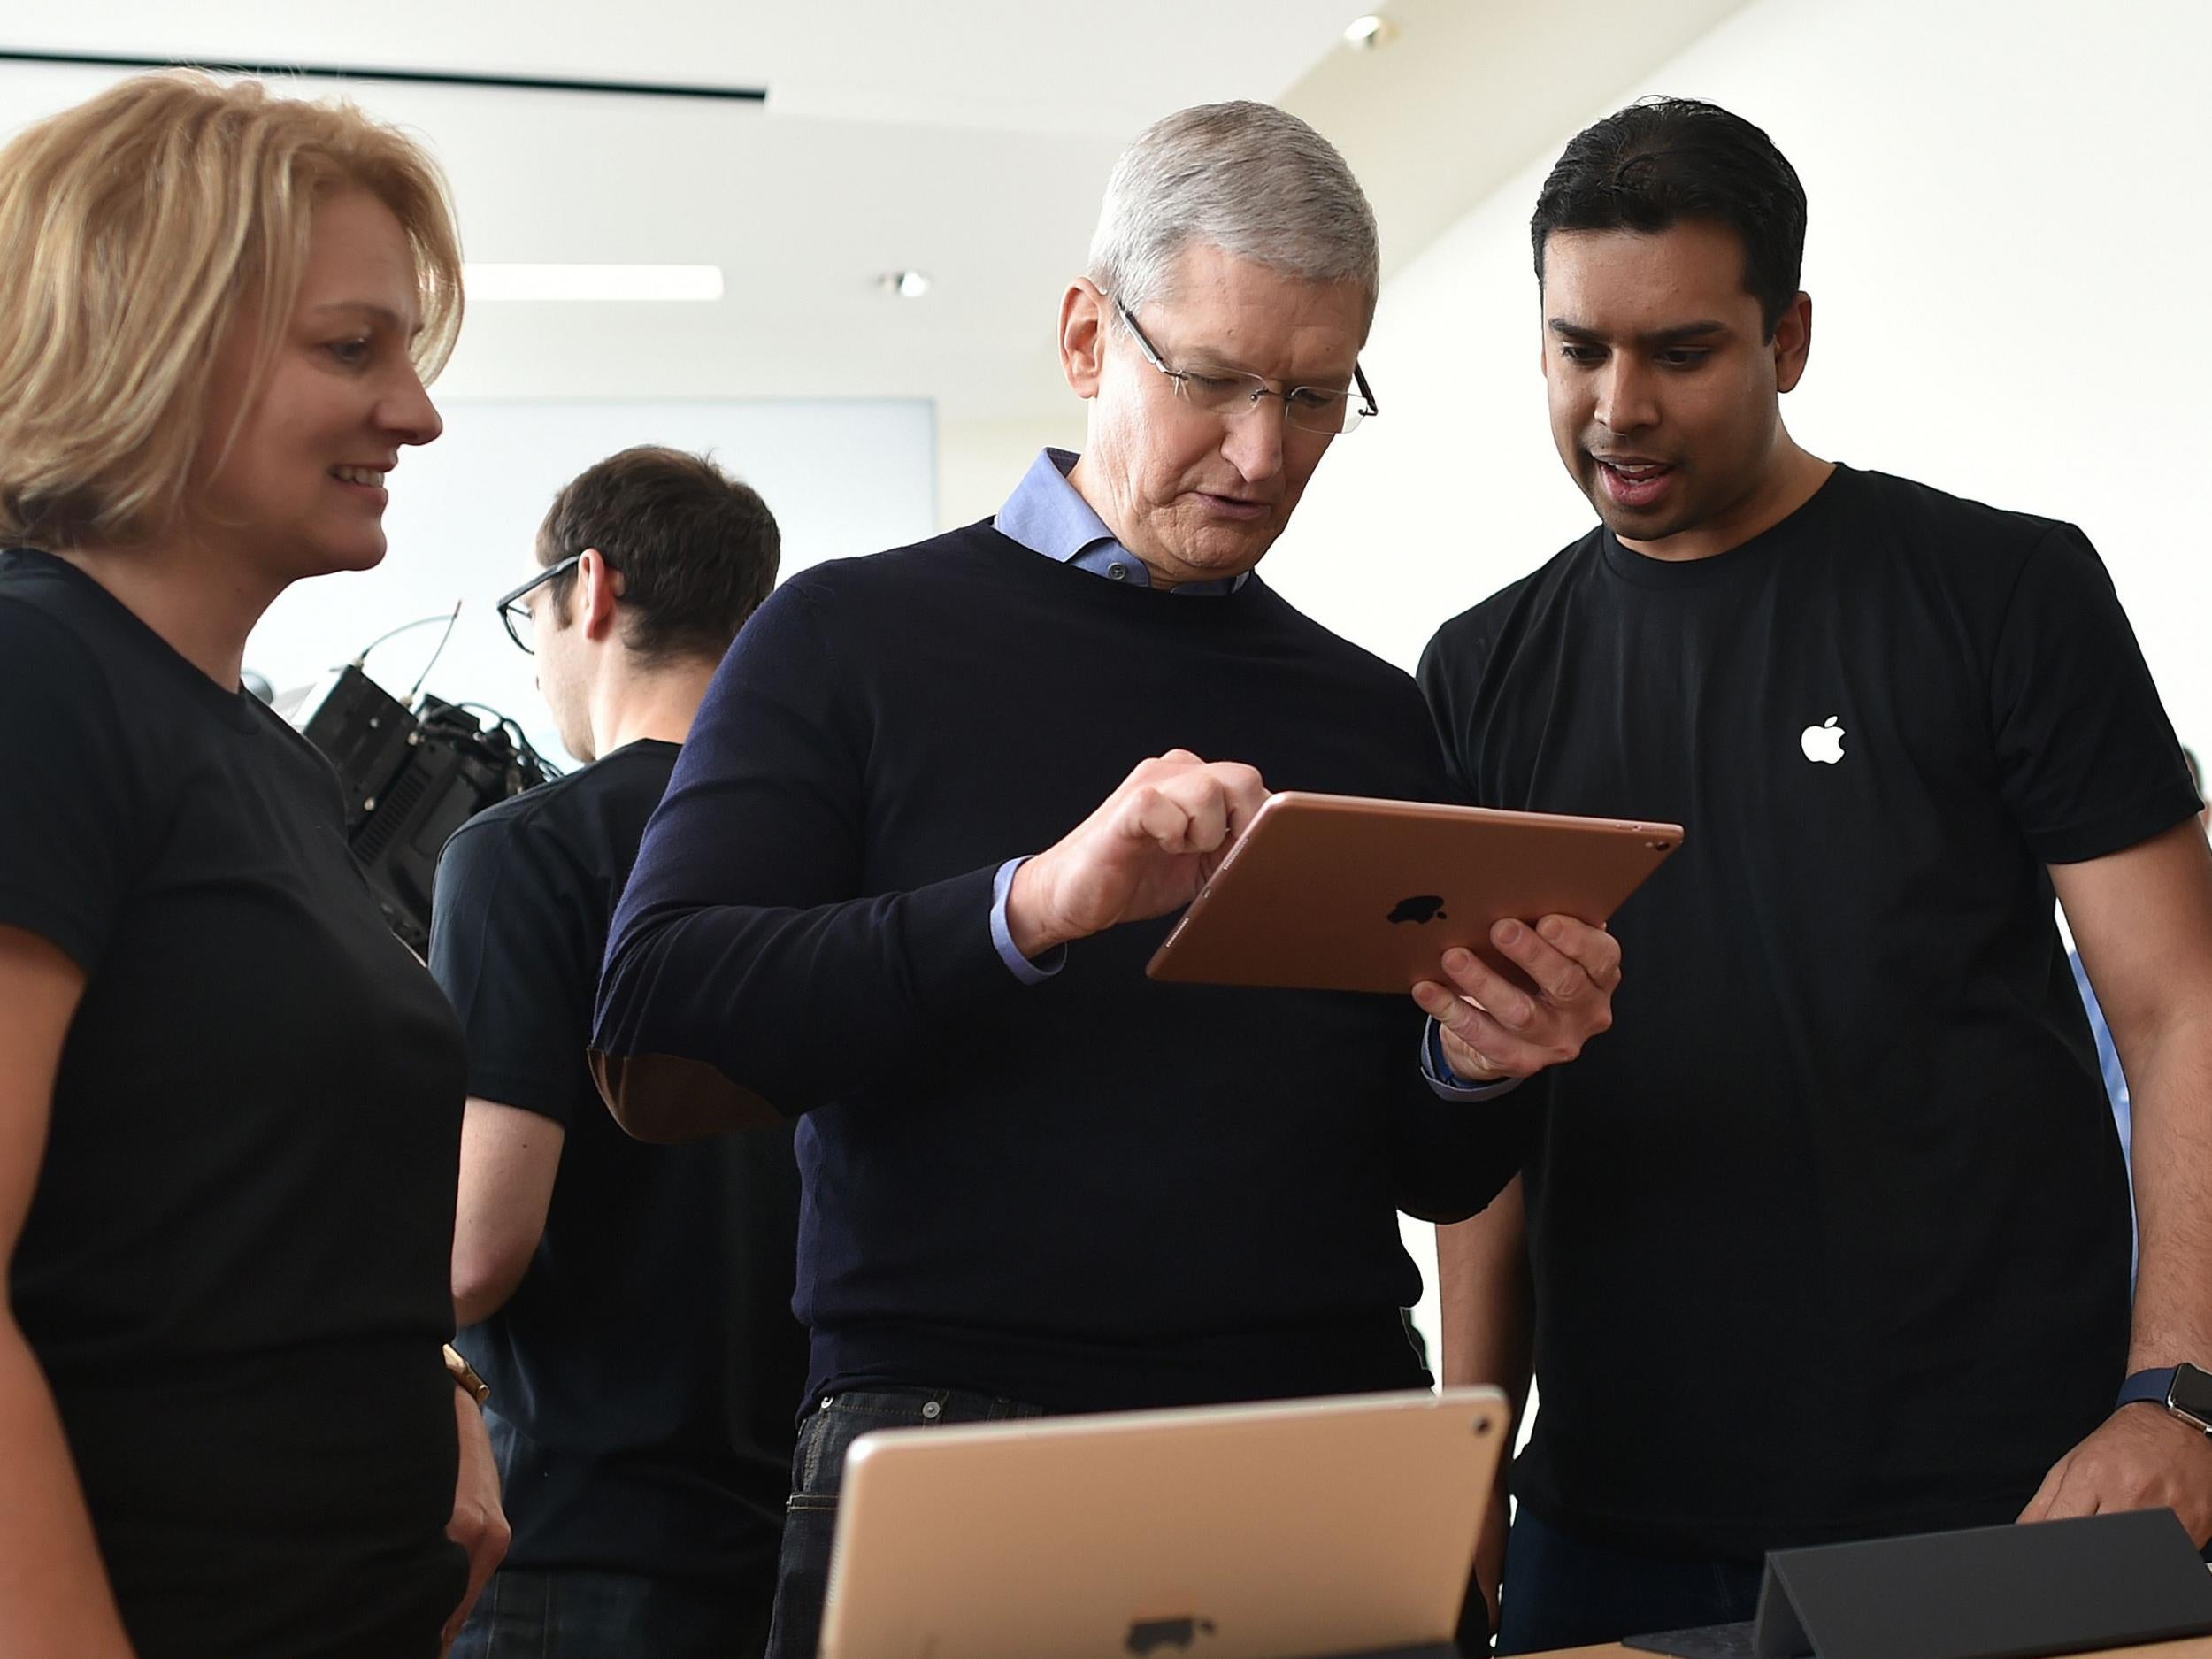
[439,1375,507,1654]
[0,926,135,1658]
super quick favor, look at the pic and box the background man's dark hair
[1532,96,1808,339]
[538,445,780,664]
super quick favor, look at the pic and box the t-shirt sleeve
[428,811,595,1127]
[1986,523,2200,864]
[1417,615,1493,810]
[0,601,141,972]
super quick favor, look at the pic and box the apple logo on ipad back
[1800,716,1846,764]
[1387,895,1447,925]
[1125,1616,1217,1655]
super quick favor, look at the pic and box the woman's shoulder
[0,552,132,726]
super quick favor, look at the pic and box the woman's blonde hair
[0,72,464,549]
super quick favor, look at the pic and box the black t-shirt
[430,741,807,1586]
[1419,466,2200,1557]
[0,549,467,1657]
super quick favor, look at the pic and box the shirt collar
[995,449,1245,595]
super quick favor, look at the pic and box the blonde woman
[0,73,505,1656]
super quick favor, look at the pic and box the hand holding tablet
[1014,762,1674,1080]
[1145,790,1681,1077]
[1416,918,1625,1083]
[1005,750,1271,959]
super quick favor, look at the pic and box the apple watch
[2116,1363,2212,1435]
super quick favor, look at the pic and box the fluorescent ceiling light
[463,264,725,302]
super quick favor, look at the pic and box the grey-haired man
[590,102,1621,1659]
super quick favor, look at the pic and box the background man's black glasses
[495,554,582,654]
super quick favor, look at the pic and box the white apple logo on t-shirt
[1801,716,1846,764]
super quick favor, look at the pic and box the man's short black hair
[2186,744,2203,796]
[1532,97,1808,338]
[539,445,780,665]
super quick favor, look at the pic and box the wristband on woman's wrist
[443,1343,490,1407]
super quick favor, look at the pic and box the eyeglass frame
[1109,294,1379,434]
[495,553,583,655]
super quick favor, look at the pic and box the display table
[1529,1643,2212,1659]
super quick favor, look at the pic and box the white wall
[939,412,1087,532]
[1272,0,2212,714]
[1264,0,2212,1372]
[249,398,935,764]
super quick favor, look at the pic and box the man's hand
[1474,1479,1510,1636]
[1413,917,1621,1081]
[1008,751,1270,957]
[2020,1405,2212,1544]
[440,1386,511,1655]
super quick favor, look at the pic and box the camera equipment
[287,661,556,954]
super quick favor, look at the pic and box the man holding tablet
[590,102,1621,1659]
[1422,97,2212,1651]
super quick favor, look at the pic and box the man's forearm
[0,1318,134,1657]
[1442,1185,1532,1634]
[451,1100,562,1326]
[1437,1177,1534,1406]
[595,864,1022,1123]
[2124,1014,2212,1371]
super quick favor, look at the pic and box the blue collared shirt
[986,449,1509,1102]
[2069,949,2138,1279]
[995,447,1246,595]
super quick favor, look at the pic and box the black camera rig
[287,663,555,954]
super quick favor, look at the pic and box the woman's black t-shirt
[0,549,468,1658]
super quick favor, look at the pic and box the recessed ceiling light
[1342,13,1398,49]
[879,269,932,299]
[463,264,725,302]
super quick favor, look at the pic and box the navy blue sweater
[593,522,1535,1411]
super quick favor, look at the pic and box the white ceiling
[0,2,1367,425]
[1,1,1749,431]
[1280,0,1756,284]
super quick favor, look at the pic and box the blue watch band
[2116,1366,2177,1411]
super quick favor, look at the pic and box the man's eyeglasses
[1111,296,1379,435]
[495,554,581,655]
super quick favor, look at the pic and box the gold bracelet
[442,1343,490,1407]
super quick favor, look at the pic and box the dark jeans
[450,1565,772,1659]
[764,1386,1049,1659]
[1494,1508,1763,1655]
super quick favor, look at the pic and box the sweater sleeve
[1379,664,1543,1220]
[1390,1042,1542,1224]
[590,575,1032,1137]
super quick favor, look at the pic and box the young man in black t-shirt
[430,448,806,1659]
[1420,99,2212,1652]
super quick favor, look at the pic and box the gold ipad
[1145,791,1683,995]
[821,1387,1508,1659]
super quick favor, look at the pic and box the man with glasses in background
[432,447,808,1659]
[590,101,1626,1659]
